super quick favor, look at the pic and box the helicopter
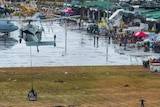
[0,1,18,44]
[18,13,81,52]
[0,20,18,45]
[0,11,81,52]
[18,19,55,52]
[0,20,18,34]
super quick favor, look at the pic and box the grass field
[0,65,159,107]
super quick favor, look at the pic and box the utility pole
[64,19,67,55]
[106,0,109,63]
[64,0,67,8]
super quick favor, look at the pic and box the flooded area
[0,21,151,67]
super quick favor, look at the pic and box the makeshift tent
[63,8,74,16]
[64,9,74,13]
[140,10,160,22]
[132,31,148,38]
[71,1,117,10]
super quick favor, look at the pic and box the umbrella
[64,9,74,13]
[132,31,148,38]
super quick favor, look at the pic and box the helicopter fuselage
[19,23,43,42]
[0,21,18,33]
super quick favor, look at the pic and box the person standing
[123,35,127,50]
[139,99,145,107]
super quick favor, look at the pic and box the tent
[64,9,74,14]
[132,31,148,38]
[63,8,74,16]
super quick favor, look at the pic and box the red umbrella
[132,31,148,38]
[64,9,74,13]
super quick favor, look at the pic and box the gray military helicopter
[18,19,54,52]
[18,13,81,52]
[0,20,18,46]
[0,2,18,38]
[0,12,81,52]
[0,20,18,33]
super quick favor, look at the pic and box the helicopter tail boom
[26,41,54,46]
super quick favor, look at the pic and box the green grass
[0,65,159,107]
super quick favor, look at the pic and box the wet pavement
[0,21,152,67]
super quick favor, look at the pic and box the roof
[71,1,117,10]
[139,1,160,9]
[140,10,160,21]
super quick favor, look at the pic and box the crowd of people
[101,27,160,54]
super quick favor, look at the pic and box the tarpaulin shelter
[63,8,74,16]
[64,9,74,13]
[132,31,148,38]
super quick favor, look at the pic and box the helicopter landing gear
[19,38,22,43]
[36,46,39,53]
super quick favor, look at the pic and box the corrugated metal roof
[71,1,117,10]
[141,10,160,19]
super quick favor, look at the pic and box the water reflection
[0,37,18,50]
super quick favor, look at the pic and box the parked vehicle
[87,23,99,34]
